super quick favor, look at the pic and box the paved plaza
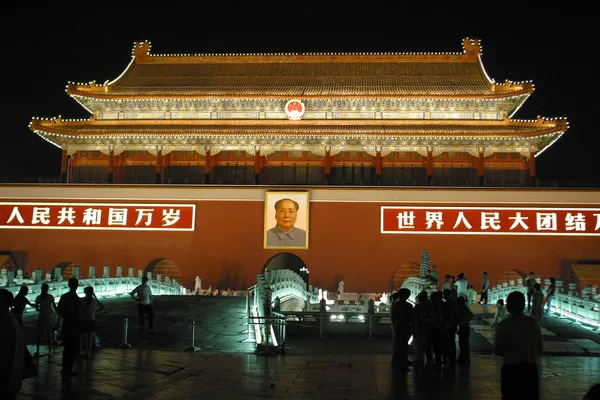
[13,296,600,399]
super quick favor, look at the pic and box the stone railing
[488,277,600,327]
[0,265,185,313]
[401,276,438,303]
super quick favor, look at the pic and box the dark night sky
[2,6,598,183]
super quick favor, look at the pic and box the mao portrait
[264,191,309,249]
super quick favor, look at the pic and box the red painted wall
[2,199,600,293]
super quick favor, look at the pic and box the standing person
[130,277,154,331]
[0,289,25,398]
[442,289,458,368]
[545,277,556,316]
[411,291,431,368]
[428,291,444,369]
[56,278,81,378]
[11,286,34,327]
[34,283,58,358]
[80,287,104,359]
[441,275,452,292]
[456,296,474,365]
[531,284,545,325]
[491,299,508,329]
[454,273,468,300]
[430,265,439,286]
[494,291,542,400]
[391,288,413,371]
[480,272,489,304]
[525,272,537,311]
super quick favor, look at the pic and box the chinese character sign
[0,203,196,231]
[381,206,600,236]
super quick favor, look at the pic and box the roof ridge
[131,38,482,59]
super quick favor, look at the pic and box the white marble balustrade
[0,266,184,312]
[488,278,600,328]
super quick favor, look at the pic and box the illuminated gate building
[29,38,567,187]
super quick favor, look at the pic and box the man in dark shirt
[57,278,80,377]
[494,291,542,400]
[442,289,458,368]
[391,288,413,371]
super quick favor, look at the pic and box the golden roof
[30,117,566,139]
[66,39,534,99]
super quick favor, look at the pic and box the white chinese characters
[386,208,600,235]
[2,204,192,230]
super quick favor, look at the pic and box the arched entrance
[261,253,310,312]
[498,269,526,285]
[262,252,309,288]
[145,258,181,282]
[391,262,420,291]
[52,262,77,279]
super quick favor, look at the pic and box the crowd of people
[1,276,153,398]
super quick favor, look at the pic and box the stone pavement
[12,296,600,399]
[15,349,600,400]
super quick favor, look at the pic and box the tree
[420,250,430,278]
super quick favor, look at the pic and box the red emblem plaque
[285,99,305,120]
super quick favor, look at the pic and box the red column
[155,150,163,184]
[204,150,211,184]
[529,152,536,186]
[108,150,115,184]
[427,150,433,186]
[60,149,68,183]
[254,150,261,184]
[375,150,382,185]
[324,150,332,184]
[478,151,485,186]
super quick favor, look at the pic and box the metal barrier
[118,317,132,349]
[185,320,201,352]
[247,314,287,355]
[281,310,392,339]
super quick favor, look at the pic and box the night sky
[2,7,598,184]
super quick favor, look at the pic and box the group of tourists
[1,276,155,397]
[391,285,474,372]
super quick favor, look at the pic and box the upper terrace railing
[0,265,185,311]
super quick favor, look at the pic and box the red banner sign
[0,202,196,231]
[381,206,600,236]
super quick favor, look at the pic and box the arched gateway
[262,252,309,289]
[145,258,181,282]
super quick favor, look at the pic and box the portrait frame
[263,191,310,250]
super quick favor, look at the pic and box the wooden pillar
[324,150,332,185]
[375,150,382,186]
[478,151,485,187]
[60,149,68,183]
[426,150,433,186]
[254,150,261,184]
[71,152,78,183]
[204,150,211,184]
[529,152,536,187]
[108,150,115,184]
[155,150,162,184]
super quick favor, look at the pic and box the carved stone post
[103,266,110,278]
[72,266,79,279]
[128,268,134,277]
[89,266,96,279]
[116,266,123,277]
[54,268,62,282]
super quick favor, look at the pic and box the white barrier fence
[0,265,185,313]
[487,277,600,328]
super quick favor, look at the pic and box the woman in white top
[34,283,57,357]
[80,286,104,359]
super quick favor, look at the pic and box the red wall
[2,198,600,293]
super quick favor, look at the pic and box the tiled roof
[66,39,533,99]
[104,62,496,97]
[30,121,564,139]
